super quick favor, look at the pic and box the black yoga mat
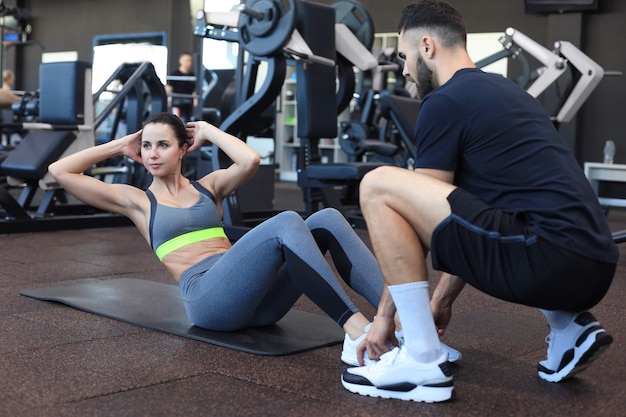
[20,278,344,356]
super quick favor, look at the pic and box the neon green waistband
[155,227,227,261]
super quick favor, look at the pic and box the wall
[7,0,625,165]
[9,0,192,92]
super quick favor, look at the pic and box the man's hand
[431,273,466,337]
[356,315,397,365]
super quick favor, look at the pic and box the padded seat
[1,130,76,180]
[359,140,398,157]
[306,162,385,181]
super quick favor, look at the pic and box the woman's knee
[305,207,344,228]
[272,210,305,226]
[268,210,312,240]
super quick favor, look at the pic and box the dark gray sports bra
[146,181,226,260]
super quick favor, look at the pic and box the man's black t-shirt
[414,68,618,264]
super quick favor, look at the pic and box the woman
[48,112,459,365]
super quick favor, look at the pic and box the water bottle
[603,140,615,164]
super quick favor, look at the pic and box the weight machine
[0,60,167,232]
[476,27,604,127]
[337,47,419,169]
[194,0,392,228]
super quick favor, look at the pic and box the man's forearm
[376,286,397,322]
[432,272,466,308]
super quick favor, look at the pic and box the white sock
[540,309,577,331]
[388,281,442,363]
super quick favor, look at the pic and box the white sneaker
[441,342,462,363]
[341,347,454,402]
[538,311,613,382]
[395,330,462,363]
[341,323,397,366]
[340,332,377,366]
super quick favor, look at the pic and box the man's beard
[416,53,435,99]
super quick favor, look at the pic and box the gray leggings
[178,208,384,331]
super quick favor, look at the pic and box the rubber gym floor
[1,181,624,417]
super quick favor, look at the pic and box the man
[166,52,196,122]
[341,0,617,403]
[0,69,20,109]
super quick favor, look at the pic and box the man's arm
[431,272,466,336]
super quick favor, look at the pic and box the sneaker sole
[538,329,613,383]
[341,376,454,403]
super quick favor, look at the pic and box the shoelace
[372,347,401,369]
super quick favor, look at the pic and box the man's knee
[360,166,395,199]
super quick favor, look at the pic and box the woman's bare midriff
[161,237,232,281]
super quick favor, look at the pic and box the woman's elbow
[47,161,72,186]
[246,152,261,174]
[48,161,61,181]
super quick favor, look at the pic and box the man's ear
[422,35,435,59]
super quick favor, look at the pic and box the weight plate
[245,0,278,37]
[239,0,297,57]
[331,0,375,50]
[339,121,370,155]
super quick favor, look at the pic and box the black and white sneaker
[341,331,378,367]
[341,347,454,402]
[538,311,613,383]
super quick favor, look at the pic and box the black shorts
[430,188,614,311]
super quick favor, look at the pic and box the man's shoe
[441,342,462,363]
[538,311,613,383]
[343,328,462,366]
[341,347,454,402]
[395,330,462,363]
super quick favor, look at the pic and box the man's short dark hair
[398,0,467,48]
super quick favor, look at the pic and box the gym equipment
[193,30,287,225]
[291,1,387,223]
[0,130,77,219]
[92,61,168,191]
[39,61,89,125]
[477,27,604,126]
[238,0,297,57]
[332,0,375,51]
[339,90,419,161]
[195,0,396,225]
[0,62,107,227]
[195,68,237,125]
[21,278,343,356]
[196,1,339,140]
[341,92,420,166]
[93,61,168,142]
[295,1,425,221]
[0,60,168,232]
[195,0,339,225]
